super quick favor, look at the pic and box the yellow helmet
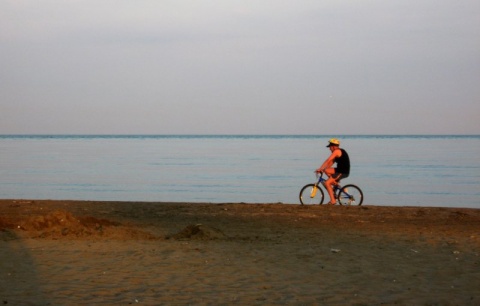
[326,138,340,147]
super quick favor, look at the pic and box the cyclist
[315,138,350,205]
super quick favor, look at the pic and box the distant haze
[1,1,479,135]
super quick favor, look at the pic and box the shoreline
[3,198,479,209]
[1,199,479,304]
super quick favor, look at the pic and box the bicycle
[299,173,364,205]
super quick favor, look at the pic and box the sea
[0,135,479,208]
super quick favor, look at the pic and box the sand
[1,199,479,305]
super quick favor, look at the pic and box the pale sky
[1,0,479,135]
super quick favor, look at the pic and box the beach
[1,200,479,305]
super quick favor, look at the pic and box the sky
[1,0,479,135]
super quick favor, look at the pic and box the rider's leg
[324,168,337,204]
[324,168,335,178]
[325,177,337,204]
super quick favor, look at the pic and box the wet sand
[1,200,479,305]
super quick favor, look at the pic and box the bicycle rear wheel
[337,184,363,206]
[299,184,324,205]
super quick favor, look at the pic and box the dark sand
[1,200,479,305]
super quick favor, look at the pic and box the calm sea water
[0,135,479,208]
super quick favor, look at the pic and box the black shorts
[332,171,349,181]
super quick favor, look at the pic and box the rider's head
[326,138,340,148]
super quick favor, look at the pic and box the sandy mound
[168,224,227,240]
[1,210,156,240]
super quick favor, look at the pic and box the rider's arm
[316,150,341,173]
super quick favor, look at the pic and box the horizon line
[1,133,479,137]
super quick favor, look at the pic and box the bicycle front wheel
[337,184,363,206]
[299,184,324,205]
